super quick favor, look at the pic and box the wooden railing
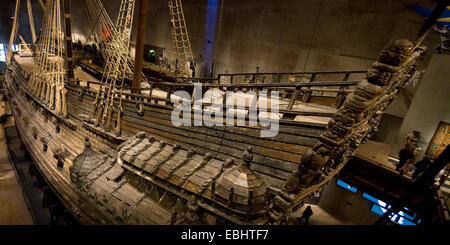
[66,78,361,126]
[216,70,366,84]
[73,54,367,110]
[150,70,366,109]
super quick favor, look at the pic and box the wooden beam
[26,0,36,43]
[413,0,450,47]
[132,0,148,93]
[7,0,21,63]
[38,0,45,11]
[62,0,74,83]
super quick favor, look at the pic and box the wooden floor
[289,204,355,225]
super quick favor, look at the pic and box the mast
[132,0,148,93]
[26,0,36,43]
[38,0,45,10]
[7,0,21,63]
[62,0,75,84]
[59,0,73,118]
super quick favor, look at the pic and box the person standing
[412,155,432,179]
[399,158,414,176]
[397,146,415,171]
[297,205,313,225]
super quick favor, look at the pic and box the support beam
[18,35,30,50]
[132,0,148,93]
[26,0,36,43]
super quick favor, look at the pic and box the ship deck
[14,54,335,125]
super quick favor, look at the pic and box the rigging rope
[27,0,67,116]
[88,0,136,135]
[168,0,195,77]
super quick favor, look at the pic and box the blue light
[371,204,386,216]
[203,0,219,60]
[362,193,380,203]
[336,179,357,193]
[370,204,418,225]
[362,193,389,207]
[399,210,415,221]
[399,218,417,225]
[0,43,5,62]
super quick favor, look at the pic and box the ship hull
[4,55,330,224]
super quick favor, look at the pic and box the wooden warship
[3,0,448,225]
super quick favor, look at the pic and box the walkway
[0,100,34,225]
[290,204,356,225]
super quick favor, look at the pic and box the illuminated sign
[0,43,5,62]
[336,179,358,193]
[364,192,421,225]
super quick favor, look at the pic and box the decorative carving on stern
[277,39,426,223]
[70,136,110,189]
[214,146,269,217]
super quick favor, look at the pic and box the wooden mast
[38,0,45,11]
[7,0,21,63]
[26,0,36,43]
[62,0,75,84]
[132,0,148,93]
[61,0,74,118]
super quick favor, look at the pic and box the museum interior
[0,0,449,226]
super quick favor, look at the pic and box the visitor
[399,158,414,176]
[412,155,432,179]
[297,205,313,225]
[433,25,450,53]
[396,146,415,171]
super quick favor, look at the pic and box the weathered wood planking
[7,74,173,225]
[120,106,316,158]
[309,96,335,106]
[121,103,322,144]
[7,91,112,224]
[120,120,298,172]
[66,87,326,186]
